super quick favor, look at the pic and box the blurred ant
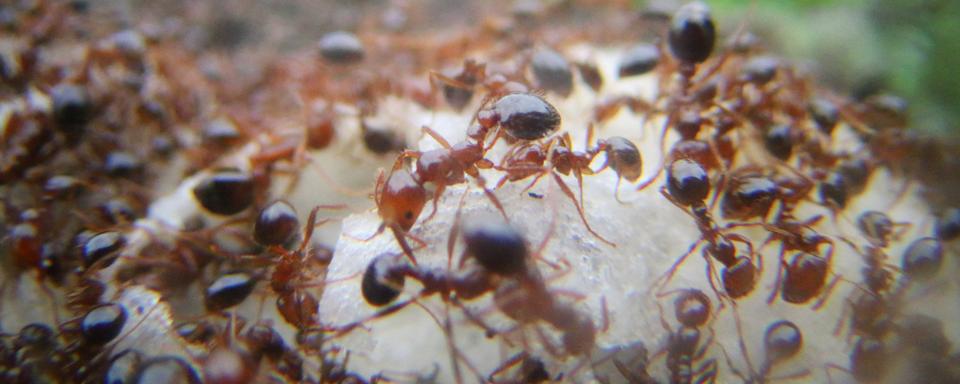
[350,213,604,380]
[656,289,719,384]
[722,320,810,383]
[493,130,616,246]
[393,125,506,221]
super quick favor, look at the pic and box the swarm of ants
[0,0,958,383]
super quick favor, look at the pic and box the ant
[393,125,506,221]
[493,129,617,246]
[723,320,809,383]
[656,158,760,304]
[351,213,602,379]
[657,289,719,384]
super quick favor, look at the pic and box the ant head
[857,211,893,247]
[379,168,427,232]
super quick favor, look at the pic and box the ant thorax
[2,2,956,384]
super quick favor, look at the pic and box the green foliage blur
[646,0,960,137]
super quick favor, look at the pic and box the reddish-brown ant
[392,125,505,221]
[656,158,760,303]
[493,131,616,246]
[655,289,719,384]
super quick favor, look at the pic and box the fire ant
[656,289,718,384]
[351,213,602,379]
[493,130,617,246]
[393,125,505,221]
[656,158,760,303]
[260,205,340,330]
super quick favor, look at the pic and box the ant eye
[16,323,55,349]
[193,169,254,216]
[618,43,660,78]
[492,93,561,141]
[318,31,365,64]
[405,211,414,220]
[254,201,299,247]
[668,2,715,64]
[81,303,127,344]
[205,272,257,312]
[531,48,573,96]
[202,118,243,147]
[104,151,143,178]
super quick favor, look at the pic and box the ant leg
[731,303,756,379]
[635,110,676,192]
[823,363,853,384]
[423,183,446,223]
[766,246,787,304]
[833,298,853,337]
[473,175,509,221]
[716,337,749,382]
[551,172,616,247]
[694,358,718,384]
[421,125,453,149]
[487,352,527,382]
[343,222,385,242]
[768,368,811,381]
[653,239,706,296]
[389,225,418,265]
[614,177,630,205]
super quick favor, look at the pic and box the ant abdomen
[666,158,710,207]
[781,252,828,304]
[721,256,756,299]
[361,254,405,306]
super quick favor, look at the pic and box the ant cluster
[0,1,957,383]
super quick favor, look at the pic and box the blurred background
[114,0,959,137]
[704,0,960,138]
